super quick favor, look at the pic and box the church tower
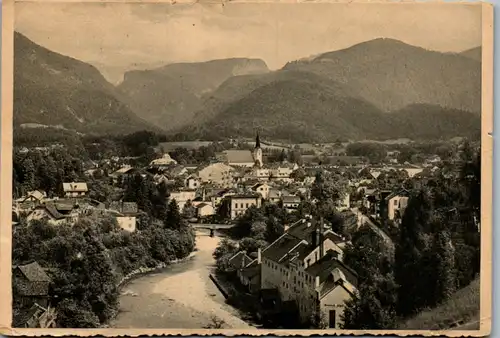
[253,132,263,168]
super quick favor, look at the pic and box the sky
[15,1,482,84]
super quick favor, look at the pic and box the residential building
[282,195,301,212]
[12,262,51,308]
[62,182,88,198]
[252,182,271,199]
[228,194,262,219]
[238,259,262,294]
[109,201,139,232]
[209,188,237,208]
[26,204,75,226]
[197,163,234,188]
[196,203,215,218]
[337,193,350,211]
[228,251,253,272]
[169,190,197,211]
[185,175,201,190]
[384,190,410,222]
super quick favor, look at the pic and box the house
[403,167,424,178]
[228,251,253,271]
[384,190,410,222]
[196,203,215,218]
[110,165,135,183]
[13,262,51,308]
[252,182,271,199]
[149,153,177,167]
[282,195,301,212]
[197,163,234,188]
[209,188,237,208]
[185,175,201,190]
[238,258,262,294]
[259,216,353,327]
[108,201,139,232]
[228,194,262,219]
[337,193,350,211]
[17,190,47,211]
[169,190,197,211]
[27,204,70,226]
[62,182,88,198]
[269,162,297,182]
[13,303,57,328]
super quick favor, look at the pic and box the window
[394,199,398,206]
[246,203,249,208]
[235,203,238,208]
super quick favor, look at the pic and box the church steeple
[253,131,263,168]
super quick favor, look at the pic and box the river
[109,231,256,329]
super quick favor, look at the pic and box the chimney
[241,252,247,269]
[284,223,290,232]
[319,218,325,259]
[257,248,262,264]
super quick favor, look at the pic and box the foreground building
[259,216,357,328]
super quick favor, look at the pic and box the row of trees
[341,141,481,329]
[13,200,195,328]
[13,148,85,198]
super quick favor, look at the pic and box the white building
[259,217,355,328]
[228,194,262,219]
[62,182,88,198]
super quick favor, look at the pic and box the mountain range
[14,32,482,142]
[14,32,160,136]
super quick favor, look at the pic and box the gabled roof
[305,253,358,288]
[24,190,46,201]
[228,251,253,269]
[196,202,212,209]
[262,233,304,262]
[385,188,410,201]
[15,262,51,282]
[62,182,88,192]
[42,204,66,220]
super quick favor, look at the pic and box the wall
[319,285,353,329]
[230,197,261,219]
[117,216,136,232]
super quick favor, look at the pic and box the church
[221,133,263,168]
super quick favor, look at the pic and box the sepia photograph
[0,0,492,335]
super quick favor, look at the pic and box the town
[11,129,481,330]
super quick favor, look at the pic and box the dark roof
[229,194,261,199]
[262,233,304,262]
[282,195,301,203]
[323,231,345,244]
[43,204,66,220]
[385,188,411,201]
[228,251,253,269]
[240,260,261,279]
[305,253,358,287]
[15,262,51,282]
[287,219,320,242]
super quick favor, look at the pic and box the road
[110,230,255,329]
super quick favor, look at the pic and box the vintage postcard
[0,0,493,336]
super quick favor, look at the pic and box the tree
[165,199,183,230]
[182,200,197,219]
[430,230,456,305]
[394,189,435,317]
[213,238,238,272]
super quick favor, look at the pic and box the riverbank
[109,233,257,329]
